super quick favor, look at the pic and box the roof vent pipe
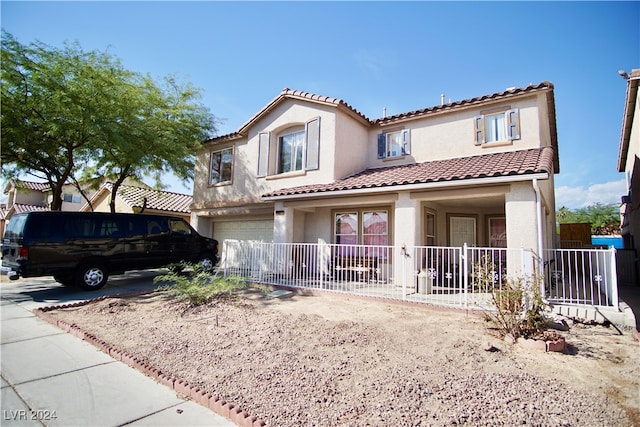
[383,107,387,118]
[440,93,445,106]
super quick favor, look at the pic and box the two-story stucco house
[192,83,558,268]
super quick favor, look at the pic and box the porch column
[394,192,420,287]
[191,212,212,238]
[505,182,538,277]
[273,201,293,244]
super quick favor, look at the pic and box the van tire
[199,254,215,272]
[77,264,108,290]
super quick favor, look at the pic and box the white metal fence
[220,240,619,310]
[543,247,618,308]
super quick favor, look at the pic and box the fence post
[401,244,408,300]
[221,240,229,278]
[610,247,619,309]
[462,243,468,309]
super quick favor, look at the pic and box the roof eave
[261,172,550,202]
[617,70,640,172]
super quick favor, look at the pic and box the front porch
[219,241,626,325]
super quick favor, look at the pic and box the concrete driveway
[1,270,236,427]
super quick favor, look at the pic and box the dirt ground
[49,289,639,426]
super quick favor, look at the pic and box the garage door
[213,220,274,244]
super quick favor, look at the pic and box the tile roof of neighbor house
[12,203,49,213]
[263,147,554,199]
[206,82,555,142]
[113,184,193,213]
[10,180,50,191]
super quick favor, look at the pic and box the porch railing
[219,240,618,310]
[543,247,618,308]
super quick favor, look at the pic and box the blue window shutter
[377,133,386,158]
[257,132,270,177]
[473,115,484,144]
[507,108,520,140]
[401,129,411,155]
[305,117,320,170]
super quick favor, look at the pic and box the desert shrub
[483,275,548,340]
[153,263,258,306]
[473,256,548,340]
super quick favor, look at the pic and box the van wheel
[199,255,215,272]
[77,264,108,290]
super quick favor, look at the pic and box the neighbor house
[85,182,193,223]
[191,83,559,282]
[617,68,640,281]
[3,180,92,217]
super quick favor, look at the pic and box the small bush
[154,263,254,307]
[484,275,548,340]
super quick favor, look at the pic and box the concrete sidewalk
[1,275,236,427]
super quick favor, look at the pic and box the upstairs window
[474,108,520,144]
[209,147,233,185]
[62,193,82,203]
[257,117,320,177]
[378,129,411,159]
[278,130,305,173]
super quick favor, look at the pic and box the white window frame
[277,129,305,174]
[378,129,411,159]
[425,210,436,246]
[257,117,320,177]
[209,147,234,186]
[474,108,520,144]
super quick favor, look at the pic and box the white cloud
[555,179,627,209]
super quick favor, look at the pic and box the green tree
[1,31,217,211]
[556,203,620,235]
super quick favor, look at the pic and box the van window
[169,219,191,236]
[5,215,28,239]
[99,219,123,238]
[65,217,124,238]
[27,215,65,240]
[66,218,96,238]
[126,217,146,237]
[147,219,169,235]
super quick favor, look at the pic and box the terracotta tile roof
[13,180,50,191]
[112,184,193,213]
[375,82,554,125]
[206,82,554,144]
[263,147,554,199]
[12,203,49,213]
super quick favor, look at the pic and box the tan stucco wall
[505,182,539,251]
[368,95,544,169]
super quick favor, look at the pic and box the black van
[1,211,219,290]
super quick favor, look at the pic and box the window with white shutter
[377,129,411,159]
[474,108,520,144]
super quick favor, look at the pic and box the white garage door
[213,220,274,244]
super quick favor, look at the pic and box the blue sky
[2,1,638,209]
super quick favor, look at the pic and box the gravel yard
[49,290,639,426]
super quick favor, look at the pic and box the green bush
[153,263,254,306]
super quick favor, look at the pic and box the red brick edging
[33,290,267,427]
